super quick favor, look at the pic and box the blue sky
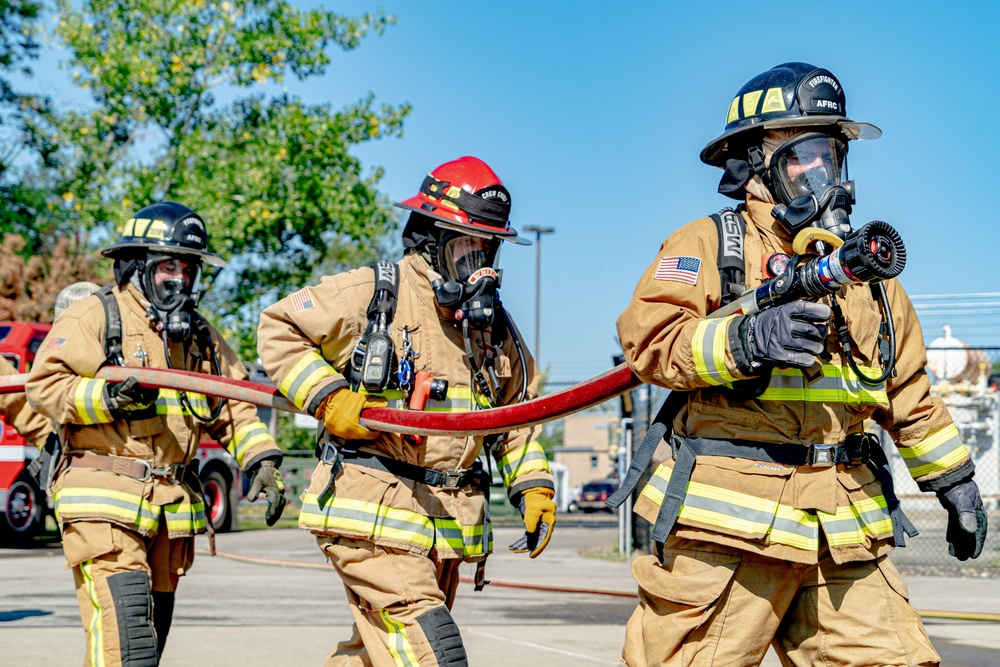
[18,1,1000,383]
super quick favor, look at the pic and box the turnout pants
[63,520,194,667]
[319,535,468,667]
[622,535,940,667]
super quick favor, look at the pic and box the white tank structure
[885,326,999,500]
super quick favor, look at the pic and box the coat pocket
[61,521,122,569]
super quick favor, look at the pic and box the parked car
[574,479,618,513]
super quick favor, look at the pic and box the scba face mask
[769,132,856,239]
[431,232,503,328]
[141,253,203,342]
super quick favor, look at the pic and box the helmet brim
[700,117,882,167]
[101,241,228,268]
[394,199,529,245]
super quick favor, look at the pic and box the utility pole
[521,225,554,364]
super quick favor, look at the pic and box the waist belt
[66,451,194,484]
[605,391,917,548]
[651,433,918,547]
[319,442,489,507]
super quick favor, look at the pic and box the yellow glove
[509,488,557,558]
[317,388,387,441]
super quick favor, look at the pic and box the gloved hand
[247,459,286,526]
[737,301,832,372]
[317,388,387,441]
[104,376,159,419]
[509,488,557,558]
[937,478,988,561]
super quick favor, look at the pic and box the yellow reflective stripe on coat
[691,316,739,386]
[279,350,336,410]
[360,386,488,412]
[81,560,107,667]
[756,366,888,404]
[380,610,420,667]
[74,378,113,425]
[230,420,274,467]
[53,487,159,531]
[163,500,206,533]
[155,389,210,417]
[642,463,892,553]
[498,441,551,487]
[299,494,489,557]
[434,517,490,556]
[299,493,435,550]
[817,496,894,547]
[899,423,969,478]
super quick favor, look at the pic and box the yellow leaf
[62,192,74,202]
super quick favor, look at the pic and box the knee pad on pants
[416,606,468,667]
[106,570,158,666]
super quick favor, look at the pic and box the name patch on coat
[654,256,701,285]
[291,288,315,312]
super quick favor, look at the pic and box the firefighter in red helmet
[258,156,555,667]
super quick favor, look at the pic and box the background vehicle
[0,322,52,545]
[574,479,618,513]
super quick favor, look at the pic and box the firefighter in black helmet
[26,201,287,666]
[614,63,983,666]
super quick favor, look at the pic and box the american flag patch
[46,337,67,350]
[655,256,701,285]
[290,288,315,312]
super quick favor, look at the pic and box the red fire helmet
[396,156,529,245]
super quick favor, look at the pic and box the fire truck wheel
[201,468,232,533]
[1,471,45,546]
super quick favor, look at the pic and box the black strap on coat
[96,285,125,367]
[709,207,747,307]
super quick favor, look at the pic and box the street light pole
[521,225,555,364]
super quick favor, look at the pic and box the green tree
[9,0,408,355]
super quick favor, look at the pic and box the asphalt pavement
[2,519,1000,666]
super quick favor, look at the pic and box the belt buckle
[808,444,837,467]
[150,462,186,484]
[319,441,340,464]
[442,471,463,489]
[135,460,153,482]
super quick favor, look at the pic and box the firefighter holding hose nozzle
[611,62,984,666]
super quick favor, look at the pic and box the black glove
[104,376,159,419]
[247,459,286,526]
[736,301,832,373]
[937,478,988,561]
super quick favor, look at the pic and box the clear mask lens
[149,255,202,311]
[774,135,846,201]
[441,235,499,283]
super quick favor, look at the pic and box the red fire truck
[0,321,256,545]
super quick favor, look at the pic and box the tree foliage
[3,0,408,353]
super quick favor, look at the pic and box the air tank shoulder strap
[709,207,747,307]
[95,285,125,367]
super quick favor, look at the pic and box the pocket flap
[633,550,740,607]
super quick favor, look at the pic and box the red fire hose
[0,364,640,436]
